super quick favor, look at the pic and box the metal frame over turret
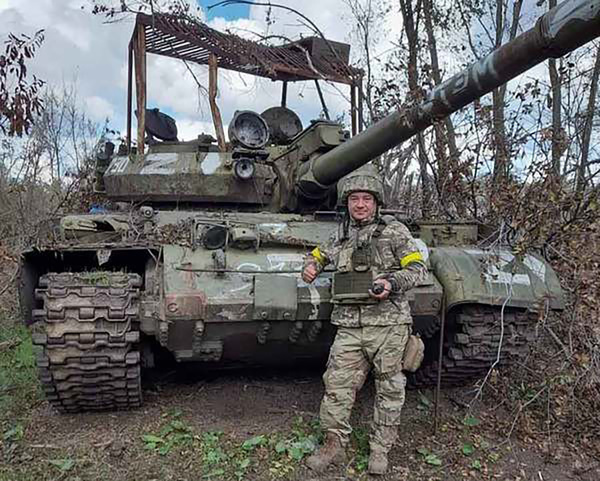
[126,12,365,156]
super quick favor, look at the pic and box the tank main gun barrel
[297,0,600,196]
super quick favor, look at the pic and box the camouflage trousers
[319,324,410,452]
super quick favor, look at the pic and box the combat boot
[305,433,345,472]
[367,450,389,475]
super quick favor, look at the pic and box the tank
[19,1,600,412]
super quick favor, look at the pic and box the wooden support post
[209,54,227,152]
[135,26,147,156]
[350,84,357,137]
[126,42,133,153]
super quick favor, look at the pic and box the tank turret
[19,0,600,412]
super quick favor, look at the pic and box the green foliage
[417,391,432,411]
[461,442,475,456]
[233,457,251,481]
[0,322,40,421]
[241,434,267,451]
[462,415,480,427]
[49,458,75,472]
[351,426,370,472]
[3,423,24,442]
[269,416,319,462]
[416,447,443,466]
[200,431,228,466]
[141,411,193,455]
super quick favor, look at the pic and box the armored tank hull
[20,209,564,412]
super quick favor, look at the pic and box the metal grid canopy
[135,12,359,85]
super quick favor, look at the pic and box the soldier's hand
[369,278,392,300]
[302,262,319,283]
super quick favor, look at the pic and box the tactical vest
[331,218,388,305]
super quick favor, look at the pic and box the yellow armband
[400,251,424,268]
[311,247,326,265]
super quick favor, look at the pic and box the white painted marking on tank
[463,249,532,286]
[229,283,252,293]
[267,253,303,262]
[216,309,241,321]
[267,254,305,273]
[523,254,546,281]
[236,263,262,272]
[546,0,600,38]
[106,156,129,174]
[307,284,321,320]
[140,153,179,174]
[483,268,530,286]
[201,153,221,175]
[259,223,287,234]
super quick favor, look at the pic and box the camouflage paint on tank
[104,149,274,203]
[429,247,565,311]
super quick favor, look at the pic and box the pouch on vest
[402,335,424,372]
[331,271,376,304]
[331,241,377,304]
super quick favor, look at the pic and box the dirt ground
[2,363,600,481]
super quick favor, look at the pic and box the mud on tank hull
[19,210,565,412]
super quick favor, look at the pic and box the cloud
[176,118,222,141]
[0,0,363,144]
[85,95,115,122]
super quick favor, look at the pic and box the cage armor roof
[338,163,385,207]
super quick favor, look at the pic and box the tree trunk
[576,44,600,194]
[492,0,522,186]
[399,0,432,217]
[548,0,563,178]
[422,0,465,216]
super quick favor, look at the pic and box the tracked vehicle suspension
[409,305,537,388]
[32,272,142,413]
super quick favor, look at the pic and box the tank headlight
[202,225,228,250]
[233,158,255,181]
[228,110,269,149]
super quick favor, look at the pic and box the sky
[0,0,390,142]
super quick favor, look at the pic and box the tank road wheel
[409,305,537,388]
[32,272,143,413]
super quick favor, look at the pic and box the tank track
[32,272,142,413]
[409,305,537,388]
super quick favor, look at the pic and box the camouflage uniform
[308,215,427,454]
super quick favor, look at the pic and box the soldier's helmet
[338,163,385,207]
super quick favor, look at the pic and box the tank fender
[429,246,565,312]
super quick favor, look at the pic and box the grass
[0,321,40,422]
[0,317,41,480]
[137,414,324,480]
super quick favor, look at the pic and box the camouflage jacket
[307,215,428,327]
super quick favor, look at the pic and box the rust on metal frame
[135,12,360,84]
[128,12,363,152]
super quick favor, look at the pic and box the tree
[0,31,45,137]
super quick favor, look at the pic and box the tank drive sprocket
[409,305,537,388]
[32,272,142,413]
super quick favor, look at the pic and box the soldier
[302,164,427,475]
